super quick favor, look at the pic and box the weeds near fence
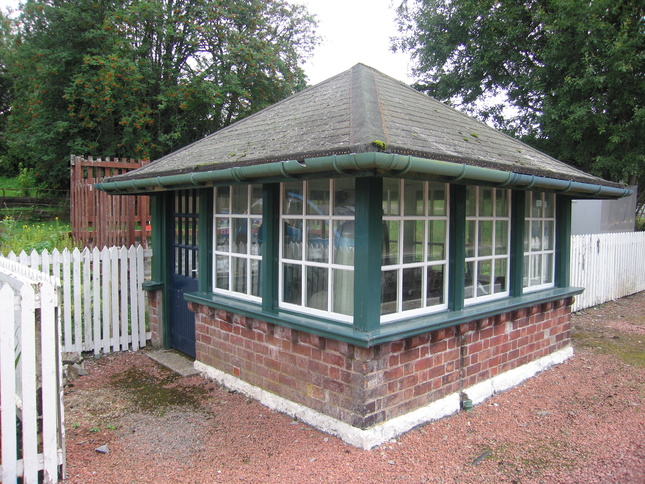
[0,215,73,253]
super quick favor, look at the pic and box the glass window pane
[494,259,507,292]
[478,220,493,257]
[404,179,424,215]
[427,220,446,261]
[544,253,554,284]
[306,220,329,262]
[428,182,447,216]
[480,188,494,217]
[531,221,543,251]
[306,266,328,310]
[283,181,303,215]
[381,270,398,315]
[402,267,422,310]
[231,218,247,253]
[283,219,303,259]
[251,259,261,297]
[544,220,555,250]
[334,178,355,215]
[382,178,400,216]
[215,186,230,214]
[466,186,477,217]
[215,256,229,289]
[334,220,354,254]
[466,220,476,258]
[496,220,509,255]
[426,265,444,306]
[544,193,555,218]
[477,261,492,296]
[531,193,543,218]
[333,269,354,316]
[496,189,509,217]
[251,218,262,251]
[283,263,301,304]
[523,255,530,288]
[383,220,399,265]
[403,220,423,263]
[232,186,248,214]
[307,179,330,215]
[215,218,229,250]
[250,185,263,214]
[231,257,247,293]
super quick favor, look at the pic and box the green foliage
[0,216,73,254]
[394,0,645,193]
[2,0,319,188]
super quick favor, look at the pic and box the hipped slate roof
[100,63,626,196]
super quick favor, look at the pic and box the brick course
[182,297,573,430]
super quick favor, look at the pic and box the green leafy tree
[4,0,318,188]
[0,10,14,169]
[394,0,645,203]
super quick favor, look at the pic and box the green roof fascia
[95,152,632,200]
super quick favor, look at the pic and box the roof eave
[95,152,631,199]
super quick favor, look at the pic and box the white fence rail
[570,232,645,312]
[0,257,65,483]
[0,246,150,354]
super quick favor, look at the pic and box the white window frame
[523,191,556,292]
[381,179,449,323]
[212,185,263,301]
[464,186,511,305]
[279,180,355,323]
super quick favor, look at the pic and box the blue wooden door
[169,190,199,357]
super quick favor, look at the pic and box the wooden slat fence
[570,232,645,312]
[70,155,151,249]
[0,257,65,483]
[0,246,151,354]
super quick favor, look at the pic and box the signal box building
[98,64,630,449]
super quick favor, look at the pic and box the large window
[213,184,263,300]
[280,179,355,322]
[381,179,449,321]
[465,186,510,304]
[523,191,556,291]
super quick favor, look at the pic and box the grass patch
[110,367,208,414]
[572,329,645,368]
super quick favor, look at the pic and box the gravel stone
[63,291,645,483]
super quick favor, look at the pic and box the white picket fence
[0,246,151,354]
[570,231,645,312]
[0,257,66,483]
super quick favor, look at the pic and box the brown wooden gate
[70,155,151,248]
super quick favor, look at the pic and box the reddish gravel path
[63,292,645,483]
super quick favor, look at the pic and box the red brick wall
[146,290,162,348]
[189,298,572,429]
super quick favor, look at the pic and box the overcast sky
[1,0,415,85]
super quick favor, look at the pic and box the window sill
[184,287,583,348]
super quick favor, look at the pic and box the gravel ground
[62,292,645,483]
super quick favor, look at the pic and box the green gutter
[96,152,632,200]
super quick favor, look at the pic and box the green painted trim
[198,188,213,293]
[184,286,582,348]
[96,152,631,200]
[159,192,172,350]
[510,190,526,297]
[262,183,280,312]
[448,185,466,310]
[142,280,164,291]
[555,195,572,287]
[353,177,382,332]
